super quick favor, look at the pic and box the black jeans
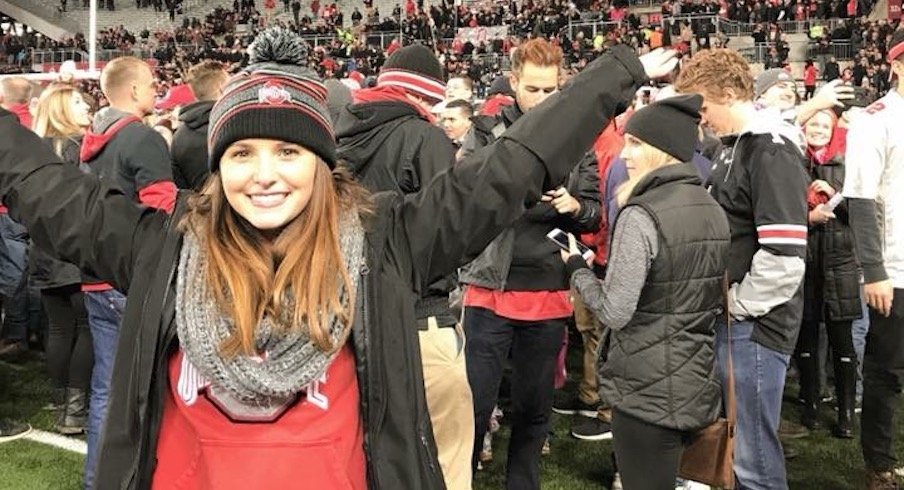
[42,285,92,390]
[861,288,904,471]
[612,408,688,490]
[464,306,566,490]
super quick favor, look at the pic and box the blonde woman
[33,84,92,162]
[562,95,730,490]
[30,85,94,435]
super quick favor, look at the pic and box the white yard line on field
[23,429,87,455]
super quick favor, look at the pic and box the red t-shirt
[464,286,573,322]
[152,346,366,490]
[805,65,818,86]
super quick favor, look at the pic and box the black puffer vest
[599,163,731,431]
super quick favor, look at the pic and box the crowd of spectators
[58,0,189,13]
[723,0,874,22]
[807,18,900,97]
[0,0,897,98]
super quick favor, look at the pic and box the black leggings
[797,318,856,363]
[612,408,688,490]
[42,285,92,390]
[805,85,816,100]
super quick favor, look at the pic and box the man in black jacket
[335,44,471,490]
[459,39,602,490]
[172,61,229,191]
[677,49,809,490]
[824,56,841,81]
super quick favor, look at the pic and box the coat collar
[628,162,702,202]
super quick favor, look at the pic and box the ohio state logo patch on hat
[258,80,292,105]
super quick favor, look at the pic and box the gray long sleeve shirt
[567,206,659,330]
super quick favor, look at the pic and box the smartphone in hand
[547,228,595,262]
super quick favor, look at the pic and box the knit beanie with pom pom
[208,27,336,171]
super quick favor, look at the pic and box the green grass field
[2,348,902,490]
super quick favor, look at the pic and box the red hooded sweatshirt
[152,346,366,490]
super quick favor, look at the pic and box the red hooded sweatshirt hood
[7,103,32,129]
[79,108,142,163]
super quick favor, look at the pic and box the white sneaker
[683,480,712,490]
[611,472,623,490]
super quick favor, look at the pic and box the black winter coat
[0,46,647,489]
[171,101,213,191]
[336,100,455,196]
[28,137,82,290]
[803,155,863,323]
[336,98,459,323]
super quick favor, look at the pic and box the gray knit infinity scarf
[175,211,365,409]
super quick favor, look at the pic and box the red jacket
[804,65,818,86]
[580,122,624,267]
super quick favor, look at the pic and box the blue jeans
[83,289,126,490]
[716,320,790,490]
[0,214,27,297]
[852,291,870,401]
[0,214,28,343]
[2,272,29,344]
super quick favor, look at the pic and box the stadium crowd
[1,0,904,489]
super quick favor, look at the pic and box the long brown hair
[183,163,372,358]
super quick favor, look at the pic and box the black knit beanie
[377,44,446,103]
[487,75,514,97]
[624,94,703,163]
[208,28,336,172]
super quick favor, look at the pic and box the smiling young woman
[185,144,367,357]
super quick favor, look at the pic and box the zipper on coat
[359,264,383,489]
[134,223,181,488]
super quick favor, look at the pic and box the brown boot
[864,470,899,490]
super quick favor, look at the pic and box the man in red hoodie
[79,56,176,490]
[0,77,33,128]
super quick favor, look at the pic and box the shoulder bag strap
[723,271,737,428]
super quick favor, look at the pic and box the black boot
[55,388,87,435]
[798,352,822,430]
[43,387,66,411]
[834,356,857,439]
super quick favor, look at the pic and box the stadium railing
[738,39,855,63]
[716,17,853,36]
